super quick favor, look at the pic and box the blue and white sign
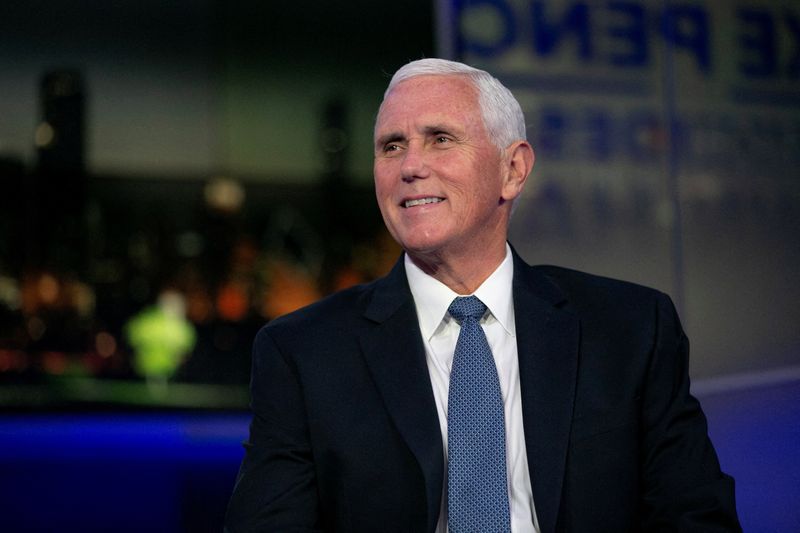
[437,0,800,383]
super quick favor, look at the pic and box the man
[226,59,741,532]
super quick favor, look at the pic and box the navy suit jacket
[226,251,740,532]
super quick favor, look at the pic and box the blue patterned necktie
[447,296,511,533]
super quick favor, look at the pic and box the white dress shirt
[405,244,540,533]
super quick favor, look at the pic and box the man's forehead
[383,74,476,102]
[375,75,480,130]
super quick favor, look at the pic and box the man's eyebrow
[423,124,454,134]
[375,124,461,147]
[375,132,405,147]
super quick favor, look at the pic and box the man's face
[374,75,517,262]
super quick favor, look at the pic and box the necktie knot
[448,296,487,324]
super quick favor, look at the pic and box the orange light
[216,282,249,322]
[42,351,68,375]
[37,274,60,305]
[95,332,117,358]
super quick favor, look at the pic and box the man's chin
[399,239,444,257]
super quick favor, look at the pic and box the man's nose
[400,143,430,182]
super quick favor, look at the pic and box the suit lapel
[356,253,579,533]
[359,257,444,533]
[513,255,580,533]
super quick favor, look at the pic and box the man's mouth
[403,197,445,208]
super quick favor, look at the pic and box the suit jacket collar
[360,251,580,533]
[512,250,580,533]
[361,257,444,533]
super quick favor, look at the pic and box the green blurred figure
[126,290,196,386]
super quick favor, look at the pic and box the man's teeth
[405,197,443,208]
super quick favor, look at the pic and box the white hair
[382,58,527,149]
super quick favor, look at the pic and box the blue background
[2,379,798,532]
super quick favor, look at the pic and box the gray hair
[382,58,527,149]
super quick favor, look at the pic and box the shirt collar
[405,243,516,341]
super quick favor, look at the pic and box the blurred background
[0,0,797,531]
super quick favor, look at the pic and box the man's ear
[501,140,535,202]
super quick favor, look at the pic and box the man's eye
[384,144,400,152]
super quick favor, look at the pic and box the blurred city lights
[95,332,117,358]
[34,121,55,148]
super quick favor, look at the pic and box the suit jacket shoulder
[533,264,666,310]
[529,263,682,344]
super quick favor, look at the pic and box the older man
[226,59,740,532]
